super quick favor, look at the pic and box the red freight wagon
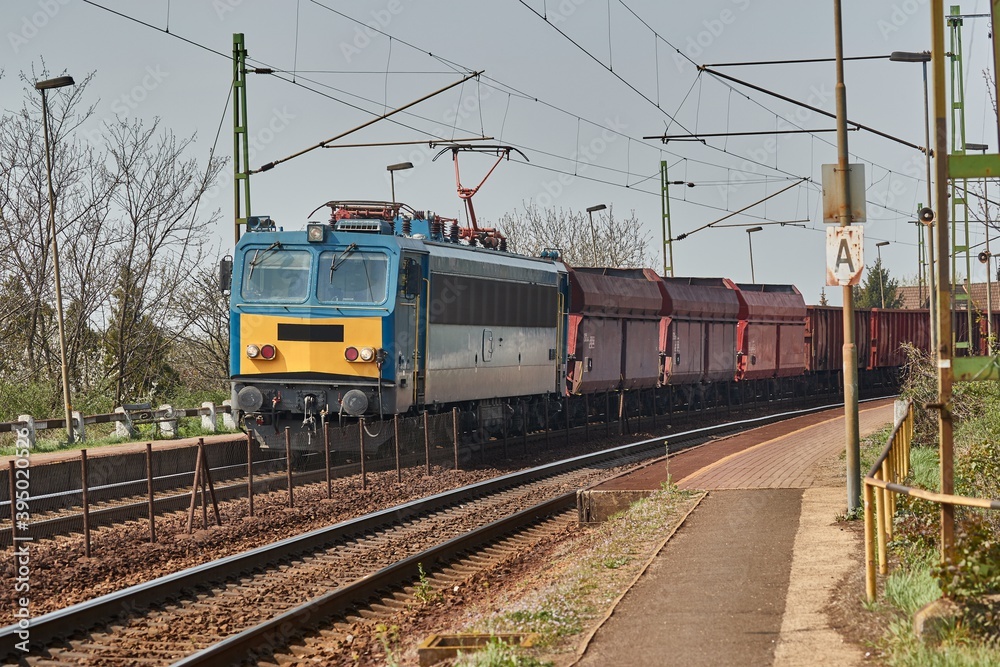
[805,306,872,373]
[566,267,665,394]
[646,273,741,385]
[868,308,930,369]
[734,284,806,380]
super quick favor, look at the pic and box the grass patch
[453,637,553,667]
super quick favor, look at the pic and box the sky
[3,0,999,306]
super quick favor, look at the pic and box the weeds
[453,637,553,667]
[414,563,440,604]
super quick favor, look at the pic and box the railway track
[1,401,866,665]
[2,392,865,546]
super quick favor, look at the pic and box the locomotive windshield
[241,247,311,302]
[318,250,389,304]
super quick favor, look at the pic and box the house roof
[897,282,1000,311]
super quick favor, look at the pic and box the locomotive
[226,199,935,452]
[228,201,568,451]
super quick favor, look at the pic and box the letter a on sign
[826,226,864,286]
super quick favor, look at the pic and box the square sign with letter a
[826,226,864,286]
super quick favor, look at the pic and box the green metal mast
[233,33,252,243]
[948,7,974,354]
[660,160,675,277]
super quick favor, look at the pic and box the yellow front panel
[239,313,382,378]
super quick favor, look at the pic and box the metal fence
[863,400,1000,602]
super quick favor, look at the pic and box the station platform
[572,399,895,667]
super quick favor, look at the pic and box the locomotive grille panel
[429,274,557,327]
[277,323,345,342]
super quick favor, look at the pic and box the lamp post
[386,161,413,203]
[586,204,607,265]
[876,241,890,308]
[965,142,992,349]
[746,226,763,282]
[890,50,937,352]
[35,75,76,444]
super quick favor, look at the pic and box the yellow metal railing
[863,401,1000,602]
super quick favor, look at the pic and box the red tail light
[345,346,359,361]
[260,344,277,360]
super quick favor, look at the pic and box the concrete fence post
[222,400,237,430]
[71,410,85,442]
[16,415,36,448]
[158,405,177,437]
[200,402,217,432]
[114,407,135,438]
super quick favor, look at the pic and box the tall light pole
[386,161,413,204]
[586,204,607,265]
[876,241,890,308]
[966,142,992,349]
[746,226,763,282]
[834,0,861,512]
[890,50,937,352]
[36,75,76,445]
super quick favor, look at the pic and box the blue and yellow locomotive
[228,201,569,450]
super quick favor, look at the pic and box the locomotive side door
[395,252,427,410]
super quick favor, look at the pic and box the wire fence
[1,384,782,555]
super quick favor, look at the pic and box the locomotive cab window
[241,247,311,302]
[318,250,389,305]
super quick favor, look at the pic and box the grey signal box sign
[822,163,867,223]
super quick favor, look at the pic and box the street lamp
[746,226,763,283]
[876,241,890,309]
[386,161,413,203]
[586,204,607,265]
[35,74,76,444]
[890,50,937,351]
[966,142,992,348]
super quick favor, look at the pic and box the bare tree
[496,202,651,268]
[0,67,224,414]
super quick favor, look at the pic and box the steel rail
[1,397,884,658]
[172,495,576,666]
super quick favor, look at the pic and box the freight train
[225,200,939,452]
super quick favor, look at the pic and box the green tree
[852,257,903,308]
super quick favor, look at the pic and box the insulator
[430,219,443,238]
[499,237,507,252]
[450,222,459,243]
[402,218,411,236]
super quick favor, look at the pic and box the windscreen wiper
[329,243,358,282]
[247,242,282,281]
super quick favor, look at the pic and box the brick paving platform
[572,400,895,666]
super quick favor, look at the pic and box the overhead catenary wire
[79,0,922,224]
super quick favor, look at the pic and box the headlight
[246,344,260,358]
[307,223,325,242]
[359,346,376,362]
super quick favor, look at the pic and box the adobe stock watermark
[718,81,833,197]
[868,153,925,220]
[204,106,297,202]
[534,117,628,209]
[386,84,498,192]
[8,0,71,54]
[876,0,928,40]
[673,0,752,73]
[339,0,411,64]
[80,65,170,148]
[12,424,34,653]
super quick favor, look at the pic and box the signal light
[345,346,360,362]
[246,344,260,358]
[260,344,277,360]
